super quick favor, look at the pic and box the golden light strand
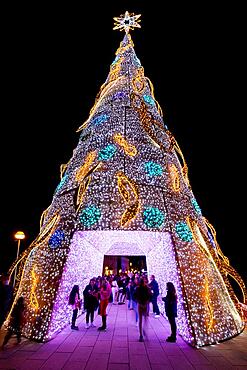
[113,133,137,157]
[60,163,68,179]
[132,67,145,93]
[203,217,247,308]
[36,212,60,244]
[75,151,97,182]
[76,76,125,132]
[76,177,91,213]
[109,58,122,82]
[75,152,103,213]
[40,206,51,229]
[30,268,39,311]
[203,217,229,265]
[116,171,140,227]
[168,164,180,192]
[133,97,165,150]
[145,76,163,116]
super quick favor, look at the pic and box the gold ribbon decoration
[168,164,180,192]
[116,171,140,227]
[113,133,137,157]
[30,267,39,310]
[75,152,103,213]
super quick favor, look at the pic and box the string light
[30,268,39,310]
[7,11,246,346]
[113,133,137,157]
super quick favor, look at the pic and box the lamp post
[13,231,25,287]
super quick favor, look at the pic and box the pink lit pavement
[0,303,247,370]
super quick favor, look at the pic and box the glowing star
[113,11,141,33]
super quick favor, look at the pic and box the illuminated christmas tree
[7,11,246,347]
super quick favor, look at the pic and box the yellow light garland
[76,76,125,132]
[168,163,180,192]
[36,212,60,244]
[60,163,68,179]
[108,58,122,83]
[166,129,191,188]
[132,67,145,93]
[113,133,137,157]
[132,97,165,150]
[75,151,103,213]
[30,268,39,310]
[145,76,163,117]
[76,177,91,213]
[203,217,247,312]
[116,171,140,226]
[40,206,51,229]
[75,151,97,182]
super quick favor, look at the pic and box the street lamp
[13,231,25,287]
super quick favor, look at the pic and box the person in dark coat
[83,279,99,328]
[134,277,152,342]
[0,274,13,329]
[149,274,160,317]
[1,296,25,349]
[68,285,81,330]
[162,282,177,342]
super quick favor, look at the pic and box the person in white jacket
[111,277,118,304]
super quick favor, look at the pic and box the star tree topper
[113,11,141,33]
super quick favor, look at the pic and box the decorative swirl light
[116,171,140,227]
[113,133,137,157]
[168,163,180,192]
[30,268,39,311]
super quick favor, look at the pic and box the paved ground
[0,302,246,369]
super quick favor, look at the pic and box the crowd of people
[0,271,178,349]
[69,272,178,343]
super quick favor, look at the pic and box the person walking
[134,277,152,342]
[83,279,98,328]
[149,274,160,317]
[68,285,81,330]
[162,282,178,342]
[132,277,139,326]
[1,296,25,349]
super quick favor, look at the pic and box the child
[1,296,25,349]
[68,285,81,330]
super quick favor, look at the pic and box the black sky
[0,2,246,285]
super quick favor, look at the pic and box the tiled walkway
[0,303,246,369]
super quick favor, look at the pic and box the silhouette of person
[162,282,177,342]
[0,274,13,328]
[134,277,152,342]
[1,296,25,349]
[68,285,80,330]
[149,274,160,317]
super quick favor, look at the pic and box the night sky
[0,2,246,286]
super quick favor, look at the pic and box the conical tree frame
[6,27,246,347]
